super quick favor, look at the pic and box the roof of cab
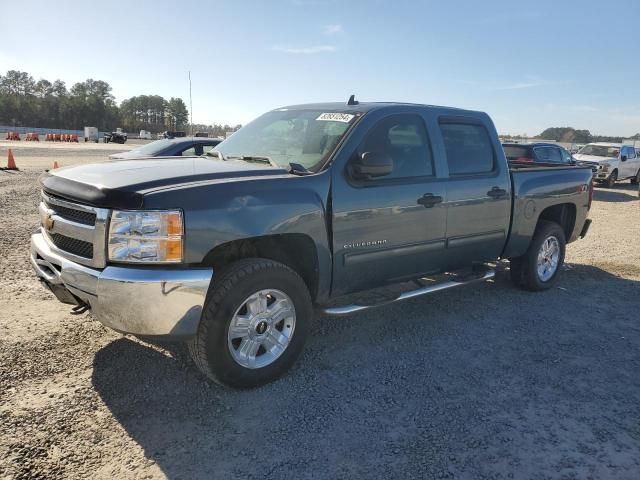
[274,101,480,116]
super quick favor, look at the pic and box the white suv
[574,143,640,187]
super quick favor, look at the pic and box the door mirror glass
[351,151,393,179]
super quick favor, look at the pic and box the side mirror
[351,151,393,180]
[621,155,627,162]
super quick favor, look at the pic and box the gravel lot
[1,142,639,479]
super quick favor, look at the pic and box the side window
[180,146,196,156]
[202,144,217,154]
[560,148,573,163]
[624,146,635,159]
[547,147,562,163]
[439,121,495,175]
[534,146,561,163]
[358,114,434,179]
[534,147,550,162]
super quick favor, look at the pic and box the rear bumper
[30,232,213,338]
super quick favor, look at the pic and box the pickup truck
[31,100,593,388]
[574,142,640,187]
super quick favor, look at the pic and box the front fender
[142,171,332,298]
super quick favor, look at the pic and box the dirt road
[1,145,639,479]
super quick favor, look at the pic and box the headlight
[600,163,610,172]
[108,210,183,263]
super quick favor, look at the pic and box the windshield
[213,109,357,170]
[128,139,173,156]
[577,145,620,158]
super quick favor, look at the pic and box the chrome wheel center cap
[255,320,269,335]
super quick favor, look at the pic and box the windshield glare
[578,145,620,158]
[213,110,356,170]
[129,139,173,156]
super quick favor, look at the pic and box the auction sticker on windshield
[316,113,355,123]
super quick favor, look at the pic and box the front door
[621,146,639,178]
[331,113,447,295]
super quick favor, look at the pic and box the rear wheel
[510,220,566,291]
[188,258,312,388]
[605,169,617,188]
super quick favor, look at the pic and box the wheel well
[202,234,319,301]
[538,203,576,240]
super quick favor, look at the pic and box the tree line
[535,127,640,144]
[0,70,192,134]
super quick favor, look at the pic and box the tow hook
[70,304,90,315]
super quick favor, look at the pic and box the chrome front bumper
[30,232,213,338]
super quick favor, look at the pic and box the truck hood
[572,154,614,163]
[40,156,289,209]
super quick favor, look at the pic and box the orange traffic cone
[53,160,60,169]
[6,149,18,170]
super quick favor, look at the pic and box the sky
[1,0,639,136]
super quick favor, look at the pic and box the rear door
[437,117,511,268]
[331,112,448,295]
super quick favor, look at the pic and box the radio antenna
[188,71,194,136]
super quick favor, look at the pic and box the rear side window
[439,122,495,175]
[534,146,562,163]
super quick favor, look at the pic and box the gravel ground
[1,144,639,479]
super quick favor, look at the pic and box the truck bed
[502,163,593,259]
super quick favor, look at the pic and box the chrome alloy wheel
[536,236,560,282]
[227,289,296,369]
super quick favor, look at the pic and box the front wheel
[510,220,566,291]
[631,169,640,185]
[188,258,312,388]
[605,170,618,188]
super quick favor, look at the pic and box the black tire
[509,220,566,291]
[188,258,312,388]
[631,169,640,185]
[605,169,617,188]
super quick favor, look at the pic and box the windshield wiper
[226,155,279,168]
[288,162,313,176]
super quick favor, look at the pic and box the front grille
[41,191,108,267]
[49,233,94,259]
[47,202,96,226]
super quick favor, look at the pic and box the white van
[574,142,640,187]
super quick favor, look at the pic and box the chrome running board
[323,268,495,316]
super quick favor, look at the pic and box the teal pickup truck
[31,99,593,387]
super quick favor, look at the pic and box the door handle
[417,193,443,208]
[487,187,507,199]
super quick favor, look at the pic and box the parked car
[103,129,127,144]
[573,142,640,187]
[502,142,574,165]
[31,100,593,388]
[160,130,186,139]
[108,137,222,160]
